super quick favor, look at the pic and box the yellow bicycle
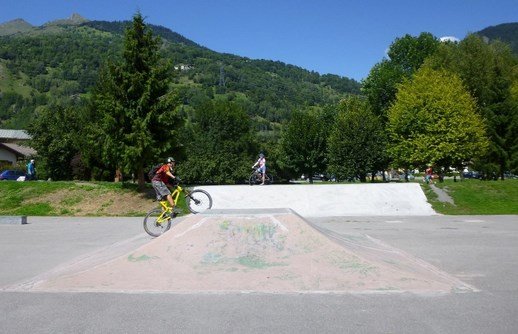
[143,183,212,237]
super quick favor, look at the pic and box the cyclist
[425,165,433,184]
[152,157,178,215]
[252,153,266,185]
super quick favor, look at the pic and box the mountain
[476,22,518,54]
[44,13,89,26]
[0,18,33,36]
[0,15,360,129]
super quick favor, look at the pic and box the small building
[0,129,36,166]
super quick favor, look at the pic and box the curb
[0,216,28,225]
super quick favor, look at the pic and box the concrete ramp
[11,209,474,294]
[196,183,435,216]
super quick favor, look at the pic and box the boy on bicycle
[252,153,266,185]
[152,157,177,214]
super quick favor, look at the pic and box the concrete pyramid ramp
[197,183,435,216]
[17,209,474,294]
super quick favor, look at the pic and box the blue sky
[0,0,516,81]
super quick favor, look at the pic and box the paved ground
[1,214,517,333]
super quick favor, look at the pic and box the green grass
[423,179,518,215]
[0,181,188,216]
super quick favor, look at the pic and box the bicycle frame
[155,200,172,224]
[159,184,188,211]
[170,184,185,205]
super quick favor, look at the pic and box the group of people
[150,153,267,214]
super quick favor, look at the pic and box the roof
[0,142,37,157]
[0,129,31,140]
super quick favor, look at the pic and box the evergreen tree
[90,12,182,188]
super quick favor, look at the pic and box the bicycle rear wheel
[143,208,172,237]
[186,189,212,214]
[265,173,274,185]
[249,172,259,185]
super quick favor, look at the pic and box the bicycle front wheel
[143,208,172,237]
[186,189,212,214]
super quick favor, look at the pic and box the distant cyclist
[252,153,266,185]
[152,157,177,214]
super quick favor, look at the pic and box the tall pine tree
[91,12,182,188]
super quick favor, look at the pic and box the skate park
[1,183,518,333]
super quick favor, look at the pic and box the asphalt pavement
[1,213,517,333]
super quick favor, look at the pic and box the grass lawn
[422,178,518,215]
[0,181,189,216]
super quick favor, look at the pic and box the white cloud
[439,36,460,43]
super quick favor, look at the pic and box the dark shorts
[152,181,171,201]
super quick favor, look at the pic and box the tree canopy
[425,34,518,178]
[387,67,489,172]
[328,96,387,182]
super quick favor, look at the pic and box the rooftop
[0,129,31,140]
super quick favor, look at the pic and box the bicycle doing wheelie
[249,168,273,185]
[143,181,212,237]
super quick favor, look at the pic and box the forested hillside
[0,17,360,129]
[477,22,518,54]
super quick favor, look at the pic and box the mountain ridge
[476,22,518,54]
[0,14,360,129]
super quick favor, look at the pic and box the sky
[0,0,516,81]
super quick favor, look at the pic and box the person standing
[26,159,36,181]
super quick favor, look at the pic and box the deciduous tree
[387,67,489,175]
[328,96,387,182]
[278,109,329,182]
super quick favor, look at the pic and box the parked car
[462,171,481,179]
[0,170,26,181]
[301,173,337,182]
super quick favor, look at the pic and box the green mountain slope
[0,18,33,36]
[476,22,518,54]
[0,16,360,129]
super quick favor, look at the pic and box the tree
[328,96,387,182]
[90,12,182,189]
[387,33,439,74]
[278,109,329,182]
[361,60,406,119]
[362,33,440,118]
[387,67,489,176]
[425,34,518,179]
[27,104,86,180]
[176,99,255,184]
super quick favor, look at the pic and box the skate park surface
[1,183,517,333]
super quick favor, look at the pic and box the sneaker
[170,211,178,219]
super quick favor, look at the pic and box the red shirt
[152,164,171,183]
